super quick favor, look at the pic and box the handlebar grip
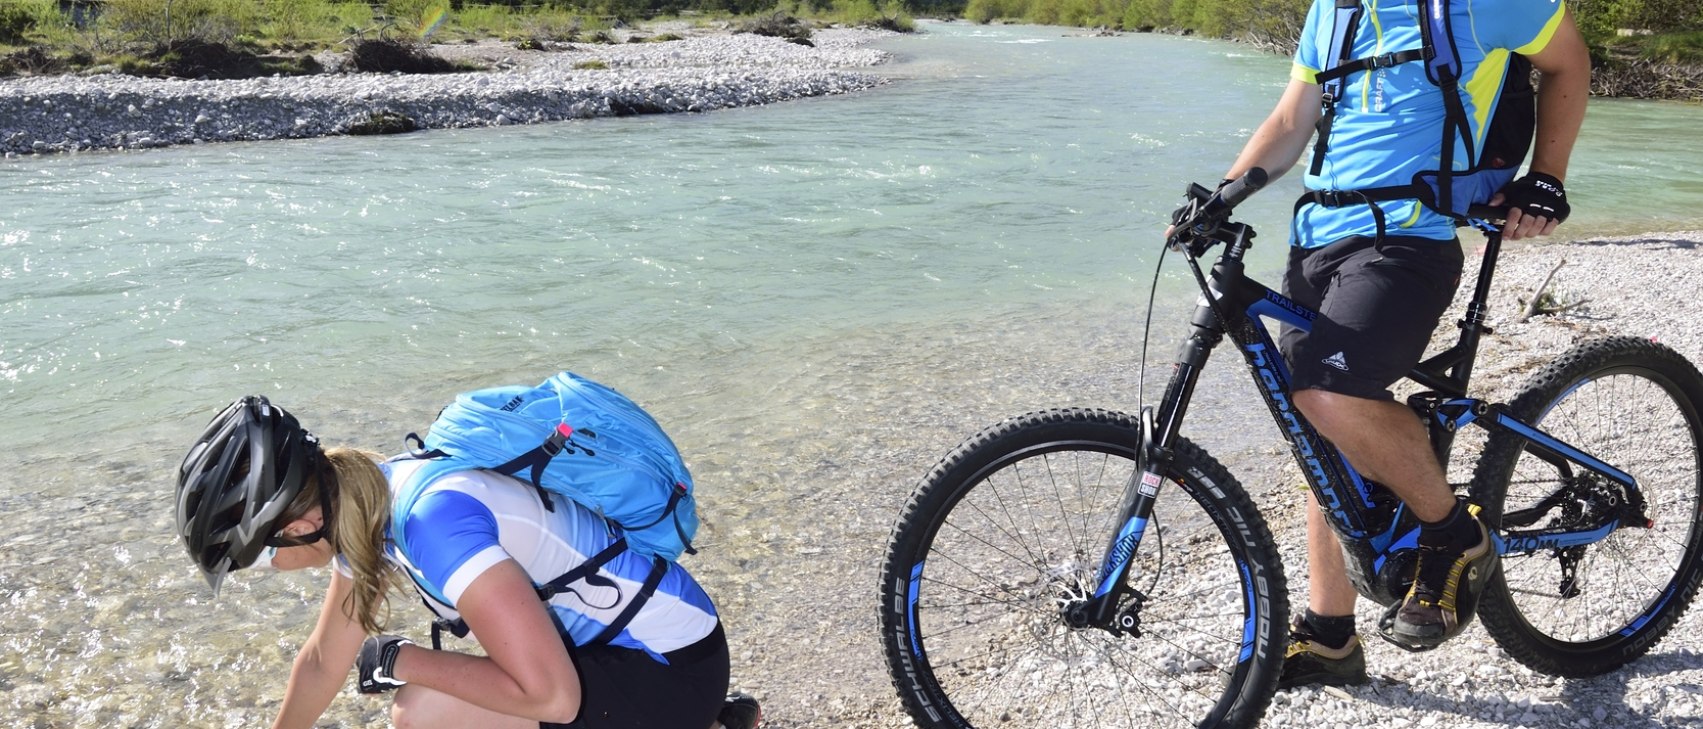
[1217,167,1268,209]
[1467,204,1508,222]
[1194,168,1268,225]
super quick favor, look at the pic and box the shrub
[150,37,265,77]
[1,45,64,75]
[384,0,451,39]
[736,12,812,40]
[0,3,42,45]
[261,0,335,43]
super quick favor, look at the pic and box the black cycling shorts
[1279,235,1464,400]
[542,622,730,729]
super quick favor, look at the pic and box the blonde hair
[285,446,396,635]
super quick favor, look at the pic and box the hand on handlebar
[1490,172,1569,241]
[1165,168,1268,255]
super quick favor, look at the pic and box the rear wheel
[1470,337,1703,676]
[878,408,1287,728]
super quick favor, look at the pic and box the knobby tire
[878,408,1287,729]
[1470,336,1703,676]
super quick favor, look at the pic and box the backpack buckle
[1311,190,1362,208]
[542,423,574,456]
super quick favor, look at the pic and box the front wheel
[878,408,1287,729]
[1470,336,1703,676]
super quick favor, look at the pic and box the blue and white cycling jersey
[1290,0,1567,247]
[376,459,718,661]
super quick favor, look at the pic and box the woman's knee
[390,684,438,729]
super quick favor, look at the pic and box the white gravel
[0,28,894,156]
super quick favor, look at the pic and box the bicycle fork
[1073,294,1226,633]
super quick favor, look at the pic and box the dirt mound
[152,39,265,79]
[1,47,65,76]
[347,40,459,74]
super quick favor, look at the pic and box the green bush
[99,0,263,45]
[260,0,335,43]
[454,3,518,38]
[0,2,47,45]
[385,0,452,39]
[1637,30,1703,63]
[963,0,1029,24]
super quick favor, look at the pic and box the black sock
[1302,609,1357,649]
[1418,499,1477,550]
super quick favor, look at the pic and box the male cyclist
[1200,0,1590,688]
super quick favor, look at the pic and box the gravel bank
[0,28,894,156]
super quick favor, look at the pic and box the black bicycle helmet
[175,395,321,593]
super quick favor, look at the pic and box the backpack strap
[1308,0,1367,177]
[486,423,592,513]
[422,540,653,649]
[1418,0,1474,222]
[588,556,670,646]
[533,541,629,601]
[1298,0,1490,235]
[614,482,699,556]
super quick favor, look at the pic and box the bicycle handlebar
[1170,168,1268,256]
[1467,204,1509,223]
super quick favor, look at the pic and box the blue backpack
[1297,0,1537,235]
[392,372,699,647]
[393,371,699,563]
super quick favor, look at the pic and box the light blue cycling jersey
[1290,0,1566,248]
[375,459,719,661]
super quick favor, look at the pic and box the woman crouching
[174,395,760,729]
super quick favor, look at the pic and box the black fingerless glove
[356,635,412,694]
[1501,172,1570,224]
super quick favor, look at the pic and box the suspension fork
[1078,287,1228,629]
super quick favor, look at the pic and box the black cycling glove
[1501,172,1570,224]
[356,635,412,694]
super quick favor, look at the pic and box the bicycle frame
[1083,220,1650,629]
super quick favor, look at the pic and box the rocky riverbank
[0,27,895,157]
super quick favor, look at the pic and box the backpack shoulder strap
[1418,0,1475,220]
[1309,0,1367,176]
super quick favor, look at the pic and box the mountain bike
[877,169,1703,728]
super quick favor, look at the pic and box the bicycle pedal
[1374,603,1447,653]
[1373,624,1442,654]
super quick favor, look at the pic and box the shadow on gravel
[1339,648,1703,727]
[1552,648,1703,728]
[1574,236,1701,250]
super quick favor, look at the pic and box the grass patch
[1634,31,1703,64]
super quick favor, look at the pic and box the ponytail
[311,448,396,635]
